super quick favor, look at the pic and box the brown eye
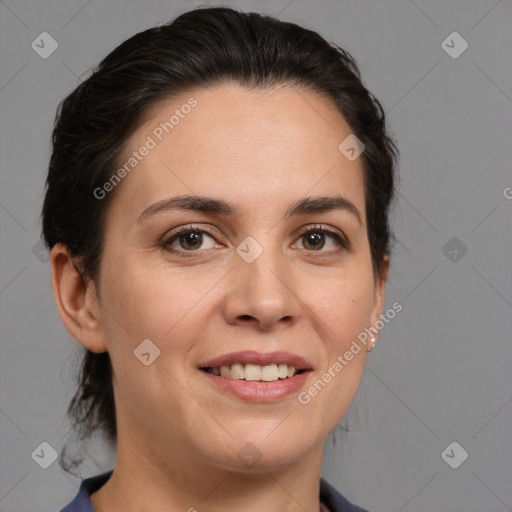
[176,231,204,250]
[161,226,219,255]
[296,226,349,253]
[302,231,325,250]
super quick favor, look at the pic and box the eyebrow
[136,194,363,226]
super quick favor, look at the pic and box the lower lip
[199,369,311,403]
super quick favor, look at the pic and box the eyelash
[159,223,350,257]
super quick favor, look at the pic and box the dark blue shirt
[59,470,370,512]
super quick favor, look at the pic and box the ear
[368,255,390,339]
[49,243,108,353]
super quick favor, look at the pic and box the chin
[202,427,319,473]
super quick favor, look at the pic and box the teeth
[210,363,298,381]
[261,364,278,381]
[278,364,288,379]
[244,364,261,381]
[230,363,244,380]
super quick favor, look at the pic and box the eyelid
[296,223,348,242]
[160,223,219,245]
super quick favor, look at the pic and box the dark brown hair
[41,6,399,475]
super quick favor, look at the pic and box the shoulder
[58,470,113,512]
[320,477,371,512]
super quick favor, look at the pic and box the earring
[367,335,376,352]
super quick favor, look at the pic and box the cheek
[98,257,220,356]
[305,270,375,346]
[293,275,372,440]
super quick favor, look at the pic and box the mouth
[197,351,313,402]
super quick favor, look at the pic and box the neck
[90,430,326,512]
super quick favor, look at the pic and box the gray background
[1,0,511,511]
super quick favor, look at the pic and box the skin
[51,82,388,512]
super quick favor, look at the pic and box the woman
[43,6,399,511]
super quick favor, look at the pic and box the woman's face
[81,83,386,471]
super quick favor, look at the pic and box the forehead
[106,82,366,225]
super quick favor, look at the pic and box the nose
[222,240,301,331]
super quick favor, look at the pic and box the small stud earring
[367,335,376,352]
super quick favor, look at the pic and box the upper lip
[199,350,313,371]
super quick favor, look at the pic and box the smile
[197,350,313,402]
